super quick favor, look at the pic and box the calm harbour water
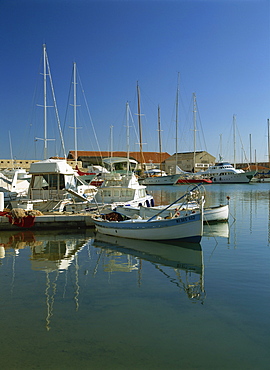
[0,183,270,370]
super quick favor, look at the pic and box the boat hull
[177,179,212,184]
[210,171,256,183]
[204,204,229,222]
[139,174,180,185]
[199,162,257,183]
[116,203,229,223]
[93,212,203,243]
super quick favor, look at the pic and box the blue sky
[1,0,270,163]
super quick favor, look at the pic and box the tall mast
[8,131,14,168]
[37,44,66,159]
[126,102,130,173]
[249,133,252,164]
[175,73,180,169]
[233,114,236,167]
[73,63,78,165]
[137,82,143,169]
[158,105,162,170]
[268,119,270,164]
[193,93,197,173]
[43,44,48,160]
[110,125,113,171]
[219,133,223,161]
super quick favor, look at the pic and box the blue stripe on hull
[94,213,201,230]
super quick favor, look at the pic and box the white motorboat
[116,185,229,223]
[10,159,97,212]
[139,172,180,185]
[94,171,154,209]
[197,162,256,183]
[0,169,30,206]
[92,157,154,211]
[116,202,229,223]
[2,168,31,181]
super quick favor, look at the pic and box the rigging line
[62,67,73,142]
[194,100,208,152]
[22,53,44,159]
[236,123,249,164]
[126,103,143,154]
[128,104,139,141]
[45,50,66,159]
[77,70,103,159]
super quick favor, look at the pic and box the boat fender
[150,198,154,207]
[146,199,150,207]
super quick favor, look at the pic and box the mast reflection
[0,230,91,331]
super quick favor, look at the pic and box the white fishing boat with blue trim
[93,190,205,243]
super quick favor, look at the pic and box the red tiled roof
[68,151,171,163]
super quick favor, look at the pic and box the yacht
[197,162,256,183]
[10,159,97,212]
[92,157,154,211]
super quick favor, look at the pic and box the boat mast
[110,125,113,171]
[73,63,78,165]
[175,73,180,170]
[43,44,48,160]
[137,82,143,170]
[268,119,270,164]
[126,102,130,173]
[158,105,162,171]
[37,44,66,160]
[233,114,236,167]
[193,93,197,172]
[219,134,223,161]
[249,133,252,164]
[69,63,80,165]
[8,131,14,169]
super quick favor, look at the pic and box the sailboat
[176,93,212,184]
[197,115,257,183]
[10,46,97,212]
[92,106,154,211]
[139,81,181,186]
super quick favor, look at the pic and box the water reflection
[92,233,206,303]
[0,230,92,330]
[203,222,230,239]
[0,230,90,264]
[0,229,206,332]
